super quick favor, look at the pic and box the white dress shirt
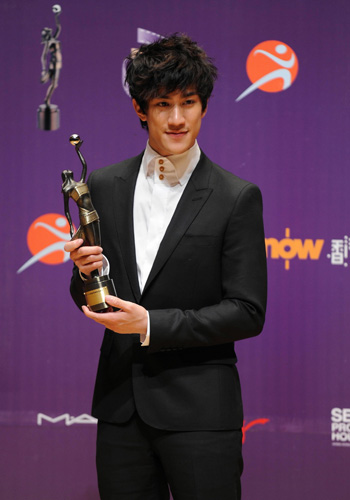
[134,140,201,344]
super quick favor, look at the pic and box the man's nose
[168,105,185,126]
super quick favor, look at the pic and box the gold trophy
[62,134,116,312]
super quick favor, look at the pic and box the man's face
[133,90,207,156]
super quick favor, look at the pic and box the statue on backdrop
[37,5,62,131]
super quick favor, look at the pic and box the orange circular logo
[27,213,71,265]
[236,40,298,101]
[247,40,298,92]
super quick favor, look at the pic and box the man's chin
[164,137,193,155]
[150,137,193,156]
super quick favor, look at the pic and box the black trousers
[96,413,243,500]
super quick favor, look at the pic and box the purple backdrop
[1,1,350,498]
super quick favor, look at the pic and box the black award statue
[37,4,62,131]
[62,134,116,312]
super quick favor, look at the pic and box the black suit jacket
[70,151,267,431]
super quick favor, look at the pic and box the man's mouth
[166,131,188,136]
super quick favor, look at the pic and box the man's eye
[157,101,169,107]
[184,100,195,105]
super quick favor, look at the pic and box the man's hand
[82,295,148,335]
[64,238,103,277]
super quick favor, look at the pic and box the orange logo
[265,228,324,270]
[242,418,270,443]
[236,40,298,101]
[17,213,72,273]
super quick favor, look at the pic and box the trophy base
[83,275,116,313]
[37,104,60,131]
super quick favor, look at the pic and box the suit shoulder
[204,155,261,198]
[88,152,143,184]
[202,157,264,220]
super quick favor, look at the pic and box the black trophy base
[83,275,116,312]
[37,104,60,131]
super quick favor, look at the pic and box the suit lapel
[112,154,143,303]
[142,152,213,295]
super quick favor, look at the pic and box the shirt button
[159,166,165,172]
[159,159,164,165]
[159,174,164,180]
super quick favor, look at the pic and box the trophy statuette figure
[37,5,62,131]
[62,134,116,312]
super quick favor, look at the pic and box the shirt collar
[141,140,201,186]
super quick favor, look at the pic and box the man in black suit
[65,34,267,500]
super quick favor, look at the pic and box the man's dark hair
[125,34,218,129]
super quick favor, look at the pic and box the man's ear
[201,100,209,119]
[132,99,147,122]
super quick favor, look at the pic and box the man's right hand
[64,238,103,278]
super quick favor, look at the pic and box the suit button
[159,174,164,180]
[159,159,164,165]
[159,166,165,172]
